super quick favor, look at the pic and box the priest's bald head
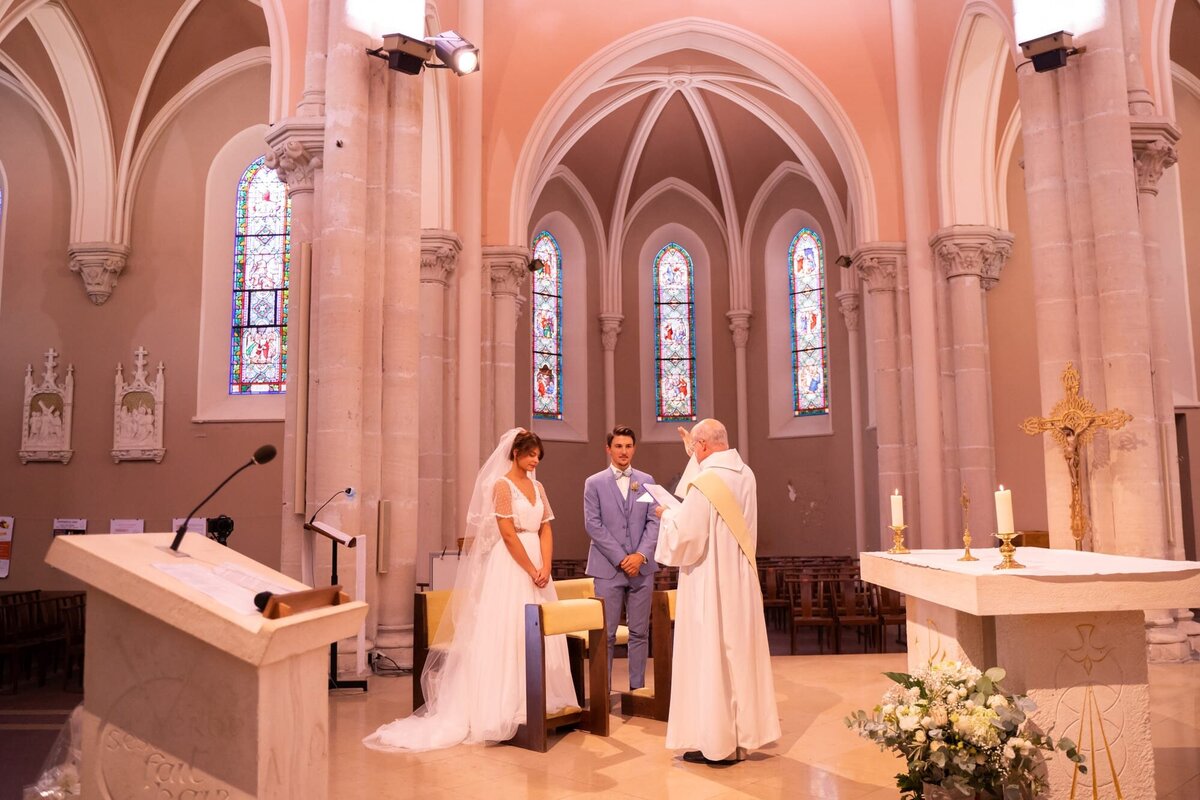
[690,418,729,462]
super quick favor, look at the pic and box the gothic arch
[937,2,1016,228]
[511,16,878,250]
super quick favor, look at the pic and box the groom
[583,425,659,691]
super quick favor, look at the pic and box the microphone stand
[307,489,367,692]
[170,458,255,552]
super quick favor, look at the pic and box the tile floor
[329,654,1200,799]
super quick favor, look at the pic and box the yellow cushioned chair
[555,577,630,646]
[509,598,609,752]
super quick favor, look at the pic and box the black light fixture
[835,255,853,269]
[367,30,479,77]
[1018,31,1083,73]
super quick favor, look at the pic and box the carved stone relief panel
[112,345,166,463]
[20,349,74,464]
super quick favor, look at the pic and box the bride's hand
[677,425,694,457]
[531,564,550,588]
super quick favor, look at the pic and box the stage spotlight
[429,30,479,76]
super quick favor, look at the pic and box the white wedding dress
[364,450,578,752]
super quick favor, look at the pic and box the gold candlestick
[993,532,1025,570]
[958,484,978,561]
[887,524,910,554]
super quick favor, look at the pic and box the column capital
[263,117,325,195]
[726,310,752,348]
[852,242,906,294]
[835,289,861,332]
[68,242,131,305]
[1131,118,1180,196]
[420,229,462,286]
[599,313,623,352]
[929,225,1014,290]
[483,245,531,298]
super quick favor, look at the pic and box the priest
[654,418,780,764]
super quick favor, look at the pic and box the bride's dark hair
[509,430,544,461]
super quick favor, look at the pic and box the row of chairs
[784,576,905,655]
[0,591,86,693]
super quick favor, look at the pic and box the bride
[364,428,579,751]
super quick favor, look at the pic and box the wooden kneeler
[510,598,609,752]
[620,589,675,721]
[412,590,453,710]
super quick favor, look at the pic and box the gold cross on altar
[1019,362,1132,550]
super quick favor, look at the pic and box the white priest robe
[654,448,780,759]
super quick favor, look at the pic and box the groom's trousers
[593,569,653,689]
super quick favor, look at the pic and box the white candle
[994,485,1014,534]
[890,490,904,527]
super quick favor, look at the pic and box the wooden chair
[621,589,675,721]
[1017,530,1050,548]
[61,594,86,690]
[831,578,882,653]
[411,590,453,710]
[785,576,836,655]
[509,598,609,752]
[760,567,788,631]
[875,585,906,651]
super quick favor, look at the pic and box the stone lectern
[46,532,368,800]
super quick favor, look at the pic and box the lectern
[46,532,367,800]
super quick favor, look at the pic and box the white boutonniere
[630,481,641,493]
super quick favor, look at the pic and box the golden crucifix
[1019,362,1132,550]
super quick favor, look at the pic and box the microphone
[254,591,274,612]
[170,444,278,552]
[308,487,355,525]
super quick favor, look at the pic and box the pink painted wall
[0,67,283,591]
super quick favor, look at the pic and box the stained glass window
[789,228,828,415]
[531,231,563,419]
[229,156,291,394]
[653,242,697,421]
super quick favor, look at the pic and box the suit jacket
[584,466,660,579]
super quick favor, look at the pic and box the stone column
[297,0,328,116]
[727,310,752,460]
[1014,55,1082,549]
[930,226,1013,541]
[890,0,946,542]
[307,0,368,672]
[485,246,530,435]
[836,281,868,555]
[599,313,623,430]
[373,72,424,670]
[455,0,484,531]
[1076,4,1165,561]
[855,243,907,550]
[1132,122,1197,658]
[264,120,324,585]
[67,244,130,305]
[420,230,461,554]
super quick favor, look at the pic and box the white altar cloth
[871,547,1200,577]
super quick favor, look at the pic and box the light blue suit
[583,465,659,689]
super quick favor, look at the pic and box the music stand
[304,521,368,692]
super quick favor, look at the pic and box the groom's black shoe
[682,750,742,766]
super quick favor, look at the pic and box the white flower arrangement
[846,660,1085,799]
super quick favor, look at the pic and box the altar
[861,548,1200,800]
